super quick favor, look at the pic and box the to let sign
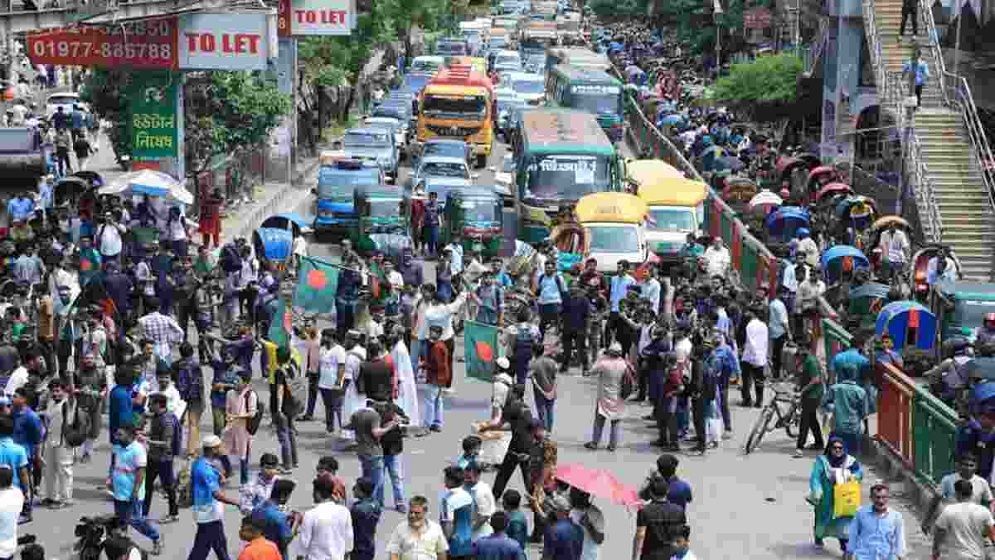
[178,12,272,70]
[743,7,773,29]
[279,0,355,36]
[26,19,177,69]
[129,71,179,160]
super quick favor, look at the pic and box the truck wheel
[475,154,487,169]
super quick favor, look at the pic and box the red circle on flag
[475,341,494,363]
[307,269,327,290]
[80,259,92,271]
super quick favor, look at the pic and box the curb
[225,157,321,241]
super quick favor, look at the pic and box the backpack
[220,244,242,273]
[63,398,91,447]
[169,413,183,457]
[513,325,534,363]
[700,356,720,401]
[245,390,264,436]
[282,362,306,418]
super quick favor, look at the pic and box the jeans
[538,303,561,339]
[425,225,439,256]
[770,335,787,380]
[561,328,588,371]
[143,458,178,518]
[422,383,444,428]
[740,362,766,405]
[318,387,343,432]
[718,380,732,431]
[187,520,230,560]
[275,414,299,468]
[532,386,555,432]
[379,454,405,508]
[114,498,160,543]
[359,454,385,507]
[305,372,319,417]
[797,400,825,450]
[591,413,620,447]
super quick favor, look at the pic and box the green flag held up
[268,299,292,351]
[294,256,339,313]
[464,320,499,382]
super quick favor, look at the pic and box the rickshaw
[443,188,503,257]
[260,213,314,237]
[747,189,782,214]
[721,177,758,213]
[253,227,294,273]
[775,154,819,197]
[821,245,870,284]
[814,182,853,204]
[806,165,841,193]
[911,243,963,300]
[764,206,811,244]
[834,195,878,245]
[847,281,892,329]
[867,215,912,270]
[352,185,411,258]
[53,176,90,208]
[875,300,938,353]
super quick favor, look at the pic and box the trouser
[914,84,923,107]
[425,225,439,256]
[336,300,355,339]
[532,387,555,432]
[43,444,73,502]
[176,302,197,341]
[677,397,690,436]
[143,458,178,518]
[770,335,787,380]
[692,397,709,451]
[740,363,766,405]
[796,401,825,450]
[275,414,298,468]
[605,312,623,347]
[201,231,220,248]
[561,328,588,371]
[492,449,531,500]
[269,383,279,423]
[591,413,620,447]
[379,454,405,508]
[538,303,561,340]
[56,148,71,176]
[422,383,445,428]
[319,387,343,432]
[187,520,230,560]
[184,402,203,457]
[656,397,679,447]
[636,362,648,401]
[900,4,917,35]
[359,454,385,507]
[114,498,160,544]
[212,405,226,436]
[718,380,732,431]
[305,372,319,417]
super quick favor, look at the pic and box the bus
[416,64,495,168]
[513,108,622,241]
[546,64,625,142]
[545,47,611,74]
[520,21,557,70]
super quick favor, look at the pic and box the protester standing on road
[224,369,257,486]
[808,436,863,552]
[143,393,179,523]
[939,453,992,505]
[238,454,280,515]
[633,476,686,560]
[584,343,630,452]
[441,465,474,560]
[822,368,870,455]
[350,477,381,560]
[530,345,558,433]
[933,478,995,560]
[846,484,906,560]
[385,495,449,560]
[40,380,74,508]
[111,425,162,555]
[569,487,605,560]
[189,435,240,560]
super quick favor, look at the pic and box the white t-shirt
[940,473,993,506]
[934,501,994,560]
[468,481,496,540]
[4,366,28,397]
[318,345,347,390]
[385,520,449,560]
[0,487,24,558]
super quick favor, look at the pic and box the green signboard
[129,72,179,160]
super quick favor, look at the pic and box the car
[492,50,523,74]
[342,127,400,180]
[363,116,409,160]
[501,72,545,105]
[492,153,516,198]
[410,155,476,202]
[494,89,526,138]
[419,138,472,165]
[45,92,84,119]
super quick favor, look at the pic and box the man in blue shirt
[250,479,295,559]
[189,435,239,560]
[534,261,566,340]
[639,454,693,511]
[607,260,635,346]
[111,425,161,555]
[441,465,474,559]
[350,477,381,560]
[6,194,34,223]
[474,511,526,560]
[543,494,583,560]
[847,483,906,560]
[0,415,30,523]
[11,389,41,516]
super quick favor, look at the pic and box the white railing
[907,132,944,243]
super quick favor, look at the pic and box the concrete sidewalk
[219,155,320,242]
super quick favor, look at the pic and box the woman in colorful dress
[807,435,863,553]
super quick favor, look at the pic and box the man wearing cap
[189,435,240,560]
[543,493,583,560]
[584,343,630,452]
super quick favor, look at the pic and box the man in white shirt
[464,463,496,541]
[96,212,127,261]
[933,479,995,560]
[796,229,820,268]
[317,329,347,433]
[740,309,769,408]
[703,237,731,279]
[878,223,910,281]
[939,454,993,507]
[0,466,24,560]
[3,359,28,398]
[298,473,354,560]
[386,495,449,560]
[639,267,662,315]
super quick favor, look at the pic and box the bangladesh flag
[294,256,339,313]
[268,299,293,351]
[464,320,499,382]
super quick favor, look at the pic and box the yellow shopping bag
[833,480,861,518]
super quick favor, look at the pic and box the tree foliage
[588,0,648,18]
[712,53,803,105]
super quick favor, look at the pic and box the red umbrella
[554,463,642,507]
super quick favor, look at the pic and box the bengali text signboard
[129,72,179,160]
[178,12,273,71]
[26,19,177,69]
[278,0,355,37]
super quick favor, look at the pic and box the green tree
[712,52,803,106]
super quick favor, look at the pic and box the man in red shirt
[237,515,282,560]
[423,325,451,432]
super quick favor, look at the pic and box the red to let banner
[26,18,178,69]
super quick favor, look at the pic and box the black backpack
[220,244,242,274]
[245,390,264,436]
[63,398,90,447]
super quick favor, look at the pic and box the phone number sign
[26,19,177,69]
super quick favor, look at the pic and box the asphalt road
[25,135,933,560]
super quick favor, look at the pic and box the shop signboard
[128,72,179,160]
[26,18,177,69]
[178,12,274,70]
[278,0,355,37]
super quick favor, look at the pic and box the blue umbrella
[660,114,685,127]
[715,155,745,172]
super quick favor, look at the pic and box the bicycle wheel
[784,402,800,438]
[745,406,775,454]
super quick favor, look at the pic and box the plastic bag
[833,480,861,518]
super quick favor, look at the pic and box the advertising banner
[178,12,272,70]
[26,18,177,69]
[279,0,355,36]
[128,72,179,160]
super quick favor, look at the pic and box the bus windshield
[369,199,403,217]
[587,225,639,253]
[526,155,609,201]
[421,95,488,118]
[647,207,695,231]
[461,198,499,223]
[571,85,621,114]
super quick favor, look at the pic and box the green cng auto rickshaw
[443,188,503,257]
[352,185,412,258]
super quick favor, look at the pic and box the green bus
[546,64,625,142]
[513,108,623,242]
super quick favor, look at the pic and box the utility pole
[953,0,962,80]
[714,0,723,80]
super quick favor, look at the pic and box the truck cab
[313,157,384,234]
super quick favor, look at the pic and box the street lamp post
[953,0,963,80]
[714,0,723,80]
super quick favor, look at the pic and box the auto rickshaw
[875,300,938,353]
[821,244,870,284]
[352,185,411,258]
[443,187,503,257]
[261,213,314,236]
[253,227,294,273]
[625,159,685,190]
[636,177,707,265]
[721,177,758,214]
[53,175,90,208]
[834,195,878,246]
[867,215,912,270]
[764,206,811,244]
[911,243,963,300]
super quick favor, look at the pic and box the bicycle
[744,383,801,454]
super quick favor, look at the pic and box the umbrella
[659,114,685,127]
[748,189,783,210]
[101,169,193,205]
[554,463,642,507]
[815,182,853,202]
[715,156,745,172]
